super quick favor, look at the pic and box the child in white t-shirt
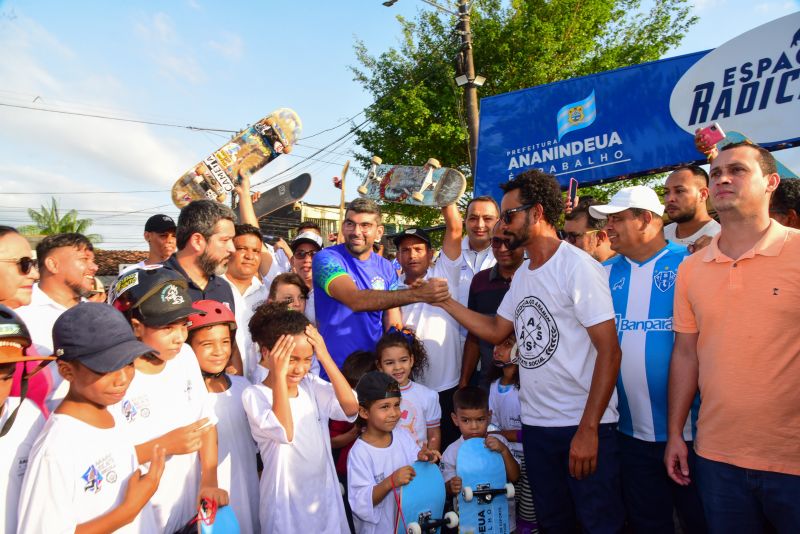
[0,305,52,534]
[242,302,359,533]
[488,337,538,533]
[187,300,260,534]
[376,327,442,451]
[443,386,520,532]
[347,371,441,534]
[18,303,165,533]
[110,268,228,533]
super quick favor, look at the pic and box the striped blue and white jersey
[604,242,699,442]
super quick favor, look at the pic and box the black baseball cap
[392,227,431,248]
[53,303,157,373]
[355,371,401,404]
[111,267,204,327]
[144,214,177,233]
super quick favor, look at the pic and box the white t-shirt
[663,219,720,246]
[397,381,441,448]
[223,274,269,383]
[209,375,260,534]
[441,435,517,532]
[242,374,355,533]
[261,245,286,290]
[347,429,420,534]
[497,242,619,427]
[18,413,158,533]
[400,253,464,392]
[0,398,44,534]
[488,380,524,457]
[111,345,213,533]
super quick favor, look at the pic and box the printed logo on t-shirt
[653,268,677,293]
[184,380,193,402]
[514,296,559,369]
[81,454,119,494]
[370,276,386,290]
[123,395,151,421]
[82,465,103,493]
[15,456,28,479]
[122,399,138,422]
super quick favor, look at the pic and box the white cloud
[209,32,244,61]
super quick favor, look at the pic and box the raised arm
[440,203,463,261]
[234,168,274,275]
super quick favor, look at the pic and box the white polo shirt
[223,275,269,384]
[456,237,496,338]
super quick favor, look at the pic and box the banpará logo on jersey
[653,268,678,292]
[514,296,559,369]
[614,314,673,332]
[370,276,386,290]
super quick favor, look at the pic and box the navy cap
[53,303,157,373]
[392,227,431,248]
[111,267,203,327]
[144,214,176,233]
[355,371,401,404]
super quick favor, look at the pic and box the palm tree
[18,197,102,243]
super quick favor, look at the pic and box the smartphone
[568,177,579,206]
[698,122,726,146]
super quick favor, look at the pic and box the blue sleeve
[312,249,349,296]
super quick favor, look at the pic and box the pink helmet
[187,300,237,332]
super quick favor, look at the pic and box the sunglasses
[490,237,511,249]
[499,203,534,225]
[0,257,37,275]
[294,249,318,259]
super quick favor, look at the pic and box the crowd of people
[0,140,798,534]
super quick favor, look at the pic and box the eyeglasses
[563,230,599,243]
[490,237,511,249]
[499,203,534,225]
[294,249,318,259]
[0,257,37,275]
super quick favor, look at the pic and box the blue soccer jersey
[604,242,699,442]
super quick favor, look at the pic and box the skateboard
[171,108,302,209]
[717,131,798,180]
[456,438,514,534]
[250,173,312,219]
[335,160,350,241]
[176,500,240,533]
[397,461,458,534]
[357,157,467,207]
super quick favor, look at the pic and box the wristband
[516,429,523,443]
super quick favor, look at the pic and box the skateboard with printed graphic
[717,131,798,180]
[171,108,302,209]
[357,157,467,207]
[456,438,514,534]
[397,461,457,534]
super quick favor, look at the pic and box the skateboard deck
[357,157,467,207]
[171,108,302,209]
[250,173,312,219]
[397,461,456,534]
[718,131,798,180]
[456,438,512,534]
[199,504,240,533]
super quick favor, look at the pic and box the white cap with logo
[588,186,665,219]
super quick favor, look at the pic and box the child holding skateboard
[242,302,359,533]
[443,386,520,532]
[488,337,538,533]
[18,303,166,533]
[375,327,441,451]
[186,300,260,534]
[110,268,228,533]
[347,371,441,534]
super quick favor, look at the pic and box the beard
[504,212,531,251]
[198,250,228,277]
[667,204,697,224]
[345,237,371,256]
[68,278,93,299]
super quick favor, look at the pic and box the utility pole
[457,0,480,177]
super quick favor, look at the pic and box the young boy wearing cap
[0,304,54,534]
[17,303,166,533]
[187,300,259,534]
[347,371,440,534]
[110,267,228,533]
[242,303,358,533]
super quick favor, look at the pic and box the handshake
[408,277,451,304]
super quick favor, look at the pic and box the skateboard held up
[171,108,302,209]
[456,438,514,534]
[249,173,312,219]
[357,157,467,207]
[397,461,457,534]
[717,131,798,180]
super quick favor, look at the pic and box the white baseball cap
[588,186,665,219]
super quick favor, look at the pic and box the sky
[0,0,798,249]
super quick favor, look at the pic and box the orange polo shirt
[673,221,800,475]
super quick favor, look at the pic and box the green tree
[351,0,695,225]
[19,197,102,243]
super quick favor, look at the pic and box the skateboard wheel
[282,144,292,154]
[411,191,424,202]
[407,523,422,534]
[357,185,368,195]
[462,486,473,502]
[426,158,441,169]
[371,155,382,165]
[265,117,276,126]
[505,483,515,499]
[444,511,459,528]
